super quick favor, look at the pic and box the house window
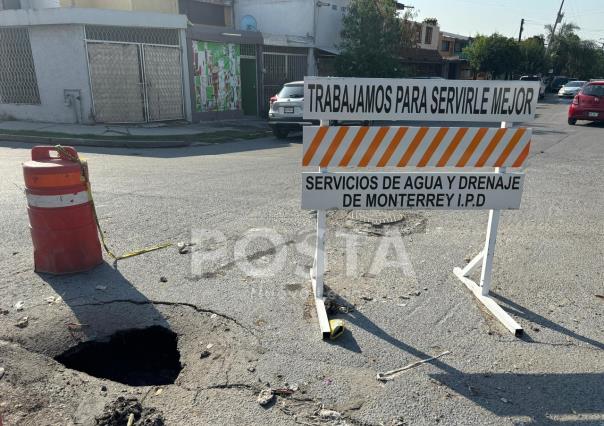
[425,26,433,45]
[441,40,450,51]
[454,42,464,53]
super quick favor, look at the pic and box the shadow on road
[39,262,169,340]
[325,287,603,424]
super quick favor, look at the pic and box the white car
[558,80,586,97]
[519,75,546,99]
[268,81,318,139]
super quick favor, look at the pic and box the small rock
[206,343,214,349]
[100,385,107,392]
[247,366,256,373]
[409,291,421,297]
[15,316,28,328]
[399,295,410,300]
[397,303,407,307]
[200,350,211,359]
[318,409,341,419]
[210,314,217,320]
[361,295,373,301]
[14,301,24,311]
[257,389,274,406]
[289,384,298,392]
[362,272,376,278]
[159,276,168,283]
[423,287,428,291]
[0,308,8,315]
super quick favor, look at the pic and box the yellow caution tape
[329,319,345,340]
[54,145,172,260]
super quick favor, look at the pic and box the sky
[411,0,604,42]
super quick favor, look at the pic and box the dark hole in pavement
[55,326,182,386]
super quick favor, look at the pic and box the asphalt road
[0,97,602,425]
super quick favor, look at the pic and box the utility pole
[546,0,564,54]
[518,18,524,42]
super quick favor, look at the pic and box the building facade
[438,31,473,79]
[0,7,190,124]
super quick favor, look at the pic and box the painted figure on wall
[192,41,241,112]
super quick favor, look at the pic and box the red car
[568,81,604,125]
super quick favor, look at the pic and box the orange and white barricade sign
[302,77,540,338]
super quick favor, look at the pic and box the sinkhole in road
[55,326,182,386]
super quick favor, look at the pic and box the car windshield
[566,81,585,87]
[582,84,604,96]
[279,85,304,99]
[520,76,539,81]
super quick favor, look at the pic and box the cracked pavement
[0,98,603,425]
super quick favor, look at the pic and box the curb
[0,133,193,149]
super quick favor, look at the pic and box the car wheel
[568,117,577,125]
[272,127,289,139]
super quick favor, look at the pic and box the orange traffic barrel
[23,146,102,274]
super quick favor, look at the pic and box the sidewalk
[0,118,272,148]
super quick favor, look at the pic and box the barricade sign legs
[453,122,524,336]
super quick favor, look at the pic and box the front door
[240,58,257,116]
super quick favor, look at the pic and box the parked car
[549,76,572,93]
[519,75,546,99]
[558,80,586,98]
[268,81,318,139]
[568,81,604,125]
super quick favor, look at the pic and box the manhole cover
[55,326,181,386]
[347,210,408,226]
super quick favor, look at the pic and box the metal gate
[85,26,184,123]
[262,47,308,114]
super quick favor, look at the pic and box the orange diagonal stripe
[437,127,468,167]
[397,127,428,167]
[456,127,487,167]
[475,128,506,167]
[512,141,530,167]
[418,127,448,167]
[377,127,408,167]
[319,126,349,167]
[495,128,526,167]
[339,126,369,167]
[359,127,389,167]
[303,126,329,166]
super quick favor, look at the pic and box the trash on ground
[15,316,29,328]
[154,388,163,396]
[317,408,341,419]
[329,319,344,340]
[377,351,451,381]
[95,396,164,426]
[257,389,274,406]
[14,301,24,311]
[323,378,333,385]
[45,296,62,304]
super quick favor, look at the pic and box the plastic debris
[329,319,344,340]
[14,301,24,311]
[257,389,274,406]
[318,409,341,419]
[377,351,451,381]
[15,316,29,328]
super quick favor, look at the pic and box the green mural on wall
[192,41,241,112]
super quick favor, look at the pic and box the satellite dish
[240,15,258,32]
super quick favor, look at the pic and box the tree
[518,36,548,75]
[463,33,520,79]
[545,22,604,78]
[335,0,414,77]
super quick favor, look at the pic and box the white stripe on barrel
[26,190,89,208]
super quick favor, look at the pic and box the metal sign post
[302,78,539,339]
